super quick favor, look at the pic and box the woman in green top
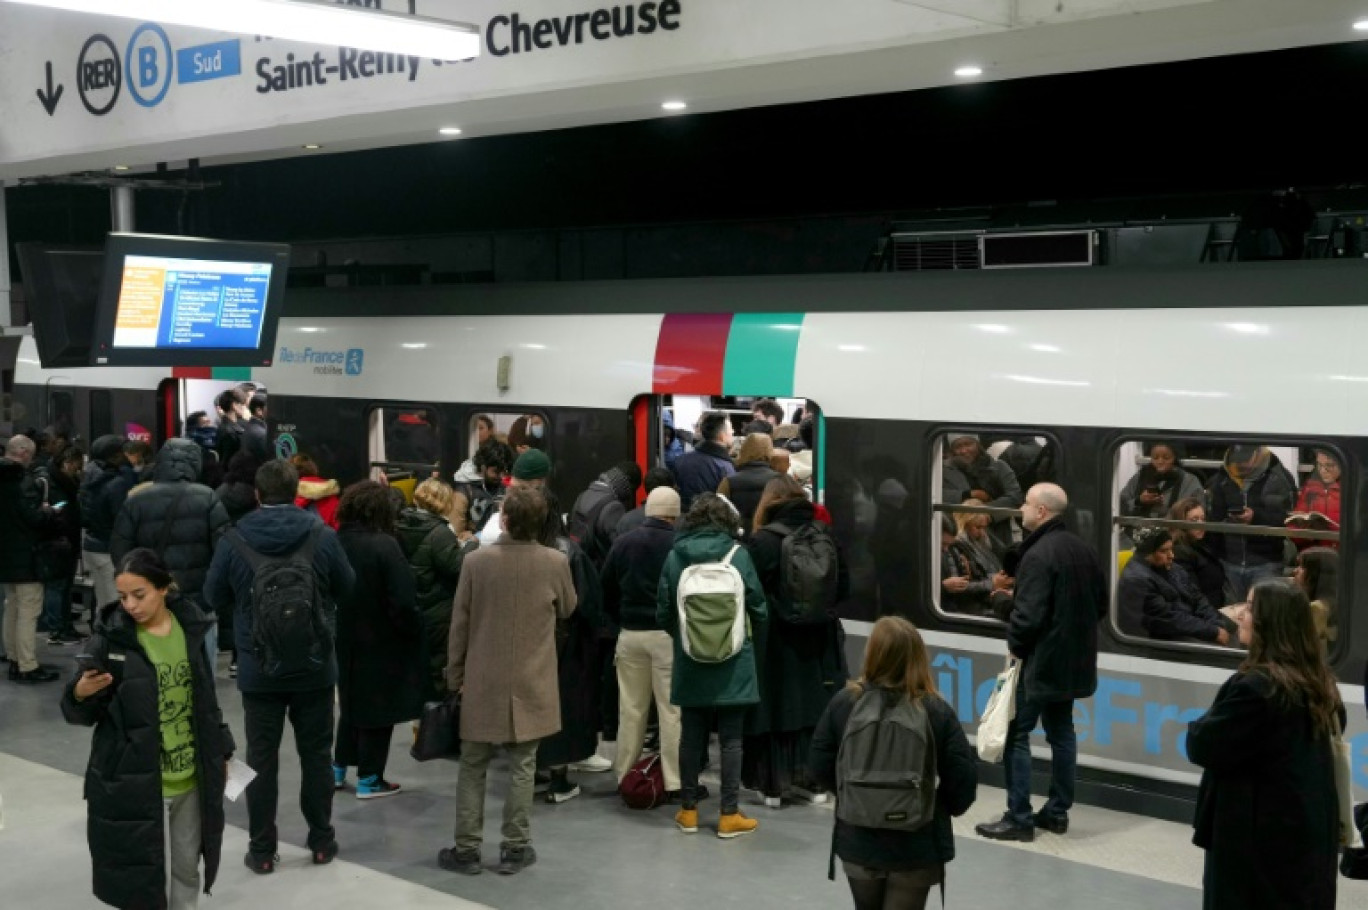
[62,548,235,910]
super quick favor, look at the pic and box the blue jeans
[1221,560,1281,604]
[1003,695,1077,827]
[42,579,74,636]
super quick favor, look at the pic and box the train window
[90,390,112,439]
[48,389,74,430]
[367,406,440,497]
[931,429,1054,624]
[1109,438,1345,656]
[469,412,549,458]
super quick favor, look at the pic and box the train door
[367,403,443,503]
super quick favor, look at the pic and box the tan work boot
[717,811,759,839]
[674,808,698,834]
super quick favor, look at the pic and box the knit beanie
[512,448,551,481]
[1134,525,1173,557]
[645,487,681,519]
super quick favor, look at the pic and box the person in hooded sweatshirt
[214,452,261,526]
[62,548,235,910]
[80,435,139,612]
[111,439,231,665]
[568,460,643,570]
[1205,444,1295,602]
[203,459,355,873]
[291,454,342,530]
[452,439,514,537]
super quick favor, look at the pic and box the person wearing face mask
[507,415,546,455]
[1118,527,1233,644]
[976,483,1106,843]
[1120,443,1203,520]
[1169,498,1227,612]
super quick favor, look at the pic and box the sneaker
[497,845,537,875]
[229,661,237,679]
[569,753,612,773]
[674,808,698,834]
[311,840,339,865]
[244,851,278,875]
[356,775,402,800]
[16,667,60,683]
[717,811,759,839]
[332,764,347,790]
[762,795,782,810]
[438,846,482,875]
[791,785,829,805]
[544,777,580,804]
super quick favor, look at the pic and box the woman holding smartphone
[61,548,234,910]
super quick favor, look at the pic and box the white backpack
[676,544,748,663]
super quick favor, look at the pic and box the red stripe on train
[652,313,733,394]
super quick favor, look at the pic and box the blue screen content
[112,255,273,350]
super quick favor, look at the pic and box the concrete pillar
[110,184,135,232]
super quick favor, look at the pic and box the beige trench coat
[447,538,577,744]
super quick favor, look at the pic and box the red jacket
[295,476,341,530]
[1291,478,1340,549]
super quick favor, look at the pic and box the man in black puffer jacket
[60,595,234,909]
[568,461,642,570]
[111,439,230,660]
[80,435,139,610]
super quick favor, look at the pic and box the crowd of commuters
[0,397,1356,910]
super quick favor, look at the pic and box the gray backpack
[835,688,937,832]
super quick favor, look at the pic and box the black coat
[721,460,781,537]
[746,499,850,733]
[213,480,257,526]
[243,418,269,461]
[810,687,977,871]
[1117,559,1227,643]
[61,597,235,910]
[1205,454,1295,567]
[537,537,604,768]
[214,420,244,465]
[1174,537,1227,611]
[1188,671,1343,910]
[1007,519,1107,702]
[601,517,676,632]
[81,464,138,553]
[335,527,425,727]
[0,458,56,583]
[111,441,230,602]
[395,508,476,701]
[672,440,735,511]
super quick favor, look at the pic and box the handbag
[410,695,461,762]
[619,753,666,810]
[1333,719,1363,849]
[976,655,1019,763]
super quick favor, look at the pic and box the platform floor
[2,642,1365,910]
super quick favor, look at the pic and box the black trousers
[680,706,745,814]
[334,716,395,780]
[243,687,336,855]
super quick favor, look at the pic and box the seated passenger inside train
[1118,527,1234,645]
[1119,442,1203,520]
[1293,546,1339,644]
[1167,497,1227,614]
[941,433,1023,549]
[1203,444,1296,603]
[948,511,1014,620]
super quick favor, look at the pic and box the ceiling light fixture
[954,65,984,78]
[438,127,463,136]
[3,0,482,60]
[661,100,688,112]
[112,165,130,171]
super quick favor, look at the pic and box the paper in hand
[225,759,257,803]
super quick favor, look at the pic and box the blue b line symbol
[126,22,173,107]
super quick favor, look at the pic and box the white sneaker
[791,786,830,805]
[569,754,612,773]
[763,796,783,809]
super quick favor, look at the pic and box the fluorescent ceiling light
[438,127,463,136]
[112,165,130,171]
[955,65,984,78]
[4,0,482,60]
[401,342,428,349]
[302,143,321,150]
[661,100,688,111]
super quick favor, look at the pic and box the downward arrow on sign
[37,61,64,116]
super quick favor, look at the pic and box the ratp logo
[345,349,364,375]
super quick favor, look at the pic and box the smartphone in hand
[75,652,106,675]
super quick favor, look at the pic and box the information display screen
[112,255,273,350]
[92,233,290,368]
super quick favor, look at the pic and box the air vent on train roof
[890,231,981,271]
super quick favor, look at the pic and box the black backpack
[567,492,614,568]
[227,525,331,681]
[763,520,839,624]
[836,688,937,832]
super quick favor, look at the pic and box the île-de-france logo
[278,346,364,376]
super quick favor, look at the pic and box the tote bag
[1334,719,1363,849]
[976,656,1019,763]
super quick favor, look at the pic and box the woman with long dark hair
[332,481,424,799]
[809,617,977,910]
[1168,497,1227,612]
[1294,547,1339,645]
[1187,579,1345,909]
[743,475,848,807]
[61,548,234,909]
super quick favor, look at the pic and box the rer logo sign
[125,22,173,108]
[77,34,121,116]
